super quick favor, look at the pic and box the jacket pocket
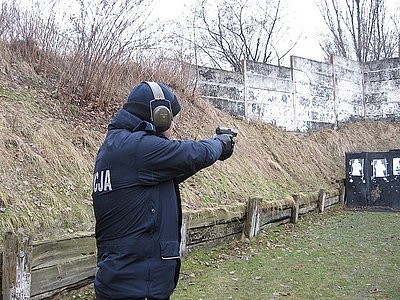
[160,240,180,259]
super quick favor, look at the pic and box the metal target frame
[345,150,400,210]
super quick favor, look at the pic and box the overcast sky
[155,0,330,65]
[153,0,399,65]
[7,0,400,66]
[152,0,327,63]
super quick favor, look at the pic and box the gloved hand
[214,133,235,161]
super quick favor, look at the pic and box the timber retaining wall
[1,187,344,299]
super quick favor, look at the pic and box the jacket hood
[108,108,156,133]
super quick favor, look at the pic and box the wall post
[2,232,32,300]
[291,194,300,224]
[243,197,262,239]
[243,59,248,120]
[318,189,326,213]
[330,54,339,129]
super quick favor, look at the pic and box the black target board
[345,150,400,210]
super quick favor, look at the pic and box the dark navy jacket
[92,109,222,299]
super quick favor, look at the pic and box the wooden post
[318,189,326,213]
[2,232,32,300]
[243,197,262,239]
[339,178,346,205]
[180,214,188,257]
[0,249,3,300]
[291,194,299,224]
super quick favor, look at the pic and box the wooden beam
[291,194,299,224]
[2,232,32,300]
[30,234,97,298]
[318,189,326,213]
[243,197,262,239]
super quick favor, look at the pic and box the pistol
[215,126,238,137]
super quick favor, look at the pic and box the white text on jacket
[93,169,112,192]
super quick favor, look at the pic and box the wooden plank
[325,196,339,208]
[299,203,318,215]
[187,206,245,228]
[32,235,96,270]
[0,192,343,299]
[338,179,346,205]
[260,217,291,230]
[260,208,292,227]
[187,220,244,246]
[30,255,97,297]
[30,278,93,300]
[299,203,317,215]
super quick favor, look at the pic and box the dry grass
[0,86,100,241]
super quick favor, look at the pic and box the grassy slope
[1,55,400,241]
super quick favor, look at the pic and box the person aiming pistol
[92,81,237,300]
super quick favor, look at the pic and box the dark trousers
[96,296,170,300]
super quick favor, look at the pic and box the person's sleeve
[175,171,197,184]
[136,137,223,184]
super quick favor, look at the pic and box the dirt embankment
[1,54,400,240]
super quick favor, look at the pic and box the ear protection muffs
[144,81,173,132]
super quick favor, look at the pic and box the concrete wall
[291,56,335,132]
[364,58,400,120]
[245,60,294,130]
[195,65,244,116]
[193,55,400,132]
[332,56,365,123]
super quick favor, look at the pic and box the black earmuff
[144,81,173,132]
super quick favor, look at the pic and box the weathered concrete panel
[364,58,400,121]
[192,55,400,133]
[197,66,243,85]
[195,66,244,116]
[246,60,292,79]
[247,73,292,93]
[245,90,295,130]
[332,56,364,122]
[245,61,295,131]
[207,97,245,116]
[291,56,335,131]
[364,57,400,72]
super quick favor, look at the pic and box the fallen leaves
[369,288,383,294]
[272,291,292,297]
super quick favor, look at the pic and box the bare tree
[392,6,400,57]
[319,0,399,62]
[0,0,163,108]
[64,0,157,104]
[192,0,295,72]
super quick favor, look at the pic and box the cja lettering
[93,169,112,192]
